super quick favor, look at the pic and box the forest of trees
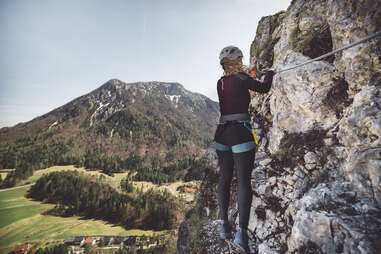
[34,244,69,254]
[0,138,206,189]
[81,149,143,175]
[27,170,178,230]
[131,156,205,185]
[0,138,77,188]
[0,139,140,188]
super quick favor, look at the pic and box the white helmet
[219,46,243,61]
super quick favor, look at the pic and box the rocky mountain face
[178,0,381,253]
[0,79,219,164]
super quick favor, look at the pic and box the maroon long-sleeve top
[217,72,274,115]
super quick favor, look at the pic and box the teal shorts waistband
[213,141,256,153]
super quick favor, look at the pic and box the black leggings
[217,149,255,229]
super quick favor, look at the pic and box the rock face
[178,0,381,253]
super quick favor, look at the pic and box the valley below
[0,80,217,253]
[0,165,199,253]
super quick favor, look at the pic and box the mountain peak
[0,78,219,163]
[99,79,186,95]
[108,78,124,85]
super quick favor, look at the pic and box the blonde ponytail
[221,58,244,76]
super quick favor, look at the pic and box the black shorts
[213,122,255,153]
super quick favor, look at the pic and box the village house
[99,236,113,245]
[9,243,32,254]
[64,236,85,246]
[123,236,137,246]
[111,236,127,244]
[184,187,197,194]
[64,235,139,247]
[84,237,96,246]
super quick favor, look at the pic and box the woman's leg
[233,149,255,229]
[217,150,234,222]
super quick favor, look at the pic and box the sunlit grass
[15,165,199,196]
[0,165,198,252]
[0,185,165,253]
[19,165,105,185]
[0,169,15,180]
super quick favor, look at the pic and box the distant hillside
[0,79,219,186]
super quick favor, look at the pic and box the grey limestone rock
[178,0,381,253]
[177,220,195,254]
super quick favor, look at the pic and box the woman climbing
[213,45,274,253]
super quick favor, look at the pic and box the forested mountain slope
[0,79,219,186]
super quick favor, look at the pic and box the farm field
[0,165,198,253]
[14,165,199,195]
[0,185,164,253]
[17,165,118,186]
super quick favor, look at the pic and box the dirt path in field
[0,184,33,192]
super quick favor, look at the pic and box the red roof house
[10,243,32,254]
[85,237,96,245]
[184,187,197,194]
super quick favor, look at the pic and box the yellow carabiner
[251,129,259,152]
[244,121,259,152]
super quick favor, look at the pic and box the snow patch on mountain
[167,95,181,107]
[90,102,110,127]
[49,121,59,129]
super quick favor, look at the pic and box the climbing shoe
[234,227,249,253]
[219,220,232,239]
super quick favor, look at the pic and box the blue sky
[0,0,290,128]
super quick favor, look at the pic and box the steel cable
[258,30,381,74]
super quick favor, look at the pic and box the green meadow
[18,165,124,187]
[16,165,198,194]
[0,166,169,253]
[0,169,15,181]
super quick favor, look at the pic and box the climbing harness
[219,113,250,123]
[257,30,381,74]
[217,113,259,152]
[243,121,259,152]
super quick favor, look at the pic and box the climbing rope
[258,30,381,74]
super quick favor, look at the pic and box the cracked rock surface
[178,0,381,253]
